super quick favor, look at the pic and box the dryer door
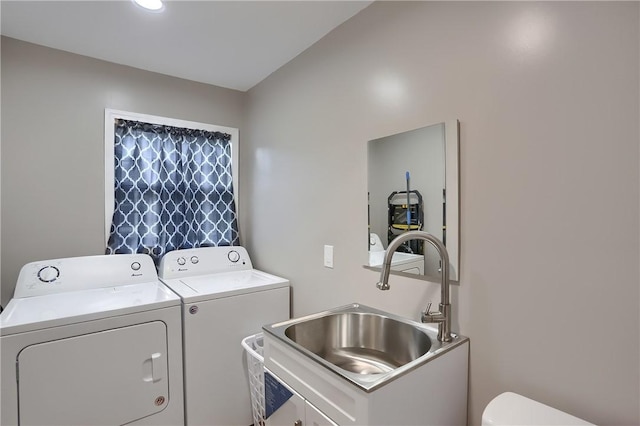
[17,321,169,426]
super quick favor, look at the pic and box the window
[104,109,240,261]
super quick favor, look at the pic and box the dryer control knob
[177,257,186,266]
[38,266,60,283]
[227,250,240,263]
[190,256,199,264]
[131,262,141,271]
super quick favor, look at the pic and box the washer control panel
[37,265,60,283]
[13,254,158,299]
[158,246,253,280]
[227,250,240,263]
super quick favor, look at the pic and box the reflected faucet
[376,230,452,342]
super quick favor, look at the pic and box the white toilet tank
[482,392,595,425]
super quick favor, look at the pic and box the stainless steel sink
[263,303,468,392]
[284,311,431,374]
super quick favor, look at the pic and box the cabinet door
[265,388,305,426]
[265,370,305,426]
[264,371,338,426]
[305,401,339,426]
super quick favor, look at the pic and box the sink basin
[284,312,431,374]
[263,303,468,392]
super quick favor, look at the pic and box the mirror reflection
[366,120,459,281]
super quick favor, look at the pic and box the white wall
[242,2,639,425]
[0,37,245,305]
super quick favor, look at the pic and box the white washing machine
[0,254,185,426]
[158,246,290,426]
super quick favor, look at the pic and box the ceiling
[0,1,372,91]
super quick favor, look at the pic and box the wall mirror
[366,119,459,282]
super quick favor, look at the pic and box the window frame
[104,108,239,246]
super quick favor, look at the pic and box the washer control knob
[131,262,141,271]
[38,266,60,283]
[190,256,199,264]
[227,250,240,263]
[177,257,186,266]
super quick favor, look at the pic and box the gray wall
[1,3,639,425]
[242,2,639,425]
[1,37,245,305]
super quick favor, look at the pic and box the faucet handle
[421,301,433,323]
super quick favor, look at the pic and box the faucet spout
[376,230,452,342]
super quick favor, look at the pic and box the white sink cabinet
[263,332,469,426]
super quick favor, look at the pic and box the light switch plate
[324,245,334,268]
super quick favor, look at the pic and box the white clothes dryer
[159,246,290,426]
[0,254,185,426]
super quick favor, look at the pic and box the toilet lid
[482,392,594,426]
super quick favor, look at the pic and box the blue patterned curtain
[106,119,239,262]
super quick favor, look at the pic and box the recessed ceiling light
[133,0,164,12]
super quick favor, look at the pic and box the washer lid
[161,269,289,303]
[0,281,180,336]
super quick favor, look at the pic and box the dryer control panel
[14,254,158,298]
[158,246,253,280]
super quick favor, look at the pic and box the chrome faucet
[376,230,453,342]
